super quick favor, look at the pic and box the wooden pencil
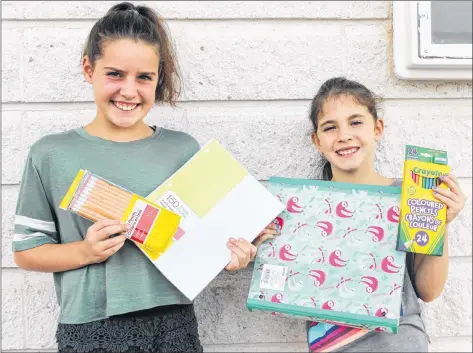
[94,179,133,202]
[88,189,131,212]
[81,193,127,216]
[65,171,139,224]
[76,207,109,222]
[90,184,132,205]
[79,199,123,220]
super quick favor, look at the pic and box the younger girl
[254,77,466,352]
[12,3,270,352]
[307,77,466,352]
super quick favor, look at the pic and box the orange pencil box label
[397,145,449,256]
[60,170,181,255]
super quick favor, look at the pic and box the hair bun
[108,2,136,14]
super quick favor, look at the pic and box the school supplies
[397,145,450,256]
[247,177,406,333]
[143,139,285,301]
[60,170,181,255]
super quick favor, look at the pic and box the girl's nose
[337,126,353,142]
[120,79,137,99]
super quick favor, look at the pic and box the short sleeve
[12,153,59,251]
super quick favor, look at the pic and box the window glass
[431,1,472,45]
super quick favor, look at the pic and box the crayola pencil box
[60,170,181,256]
[397,145,450,256]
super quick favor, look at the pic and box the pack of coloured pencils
[60,170,181,256]
[397,145,450,256]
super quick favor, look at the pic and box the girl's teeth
[338,148,357,155]
[114,102,137,111]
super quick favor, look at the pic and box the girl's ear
[374,118,385,142]
[311,131,322,152]
[82,56,94,84]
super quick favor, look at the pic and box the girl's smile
[111,101,141,111]
[335,146,360,157]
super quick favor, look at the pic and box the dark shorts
[56,304,203,353]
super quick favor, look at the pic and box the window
[393,1,472,80]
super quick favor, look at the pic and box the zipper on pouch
[247,299,398,333]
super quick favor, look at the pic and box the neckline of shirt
[74,125,162,147]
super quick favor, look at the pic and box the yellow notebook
[141,139,285,300]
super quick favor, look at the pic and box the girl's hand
[82,219,128,265]
[433,174,467,224]
[225,238,257,272]
[252,220,282,248]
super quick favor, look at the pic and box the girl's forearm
[14,241,90,273]
[413,228,449,302]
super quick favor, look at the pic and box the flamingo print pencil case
[247,177,406,333]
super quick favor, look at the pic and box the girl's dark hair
[309,77,381,180]
[83,2,180,105]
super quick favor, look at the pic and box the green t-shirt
[13,126,200,324]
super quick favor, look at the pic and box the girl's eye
[106,72,121,78]
[323,126,336,132]
[139,75,152,81]
[351,120,363,126]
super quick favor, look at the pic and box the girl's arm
[13,155,127,273]
[14,220,128,273]
[15,241,96,272]
[411,174,466,302]
[411,230,449,302]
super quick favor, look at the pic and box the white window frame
[393,1,472,80]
